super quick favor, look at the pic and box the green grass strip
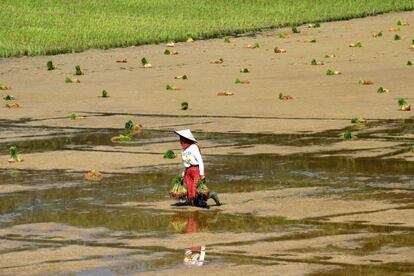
[1,0,413,57]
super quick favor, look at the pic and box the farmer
[175,129,222,208]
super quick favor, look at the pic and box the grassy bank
[1,0,413,57]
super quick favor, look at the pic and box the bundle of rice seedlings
[101,90,109,98]
[8,146,23,163]
[410,40,414,50]
[311,59,324,65]
[169,175,187,200]
[343,130,352,140]
[407,61,413,66]
[224,37,231,43]
[326,69,341,76]
[209,58,223,64]
[5,103,19,109]
[279,33,289,39]
[181,101,189,110]
[291,26,300,33]
[274,47,286,53]
[69,113,79,120]
[358,80,373,85]
[217,91,234,96]
[175,75,188,80]
[164,49,178,55]
[397,20,409,26]
[377,87,389,94]
[304,38,317,43]
[166,41,175,47]
[278,92,293,100]
[187,37,194,43]
[351,117,366,124]
[307,23,320,28]
[246,42,260,48]
[240,68,249,73]
[349,41,362,48]
[324,54,336,58]
[125,120,134,130]
[394,34,402,40]
[0,83,12,90]
[3,95,15,101]
[169,215,188,233]
[389,27,400,32]
[116,58,127,63]
[235,78,250,84]
[166,84,179,90]
[371,32,383,38]
[47,60,55,70]
[398,98,411,111]
[141,57,152,68]
[65,77,80,83]
[163,150,176,159]
[110,134,132,143]
[84,169,103,182]
[75,65,83,75]
[197,179,209,197]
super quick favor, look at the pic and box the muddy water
[0,119,413,274]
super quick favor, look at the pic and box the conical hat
[174,129,197,142]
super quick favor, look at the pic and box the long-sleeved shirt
[181,144,205,175]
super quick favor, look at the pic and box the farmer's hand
[200,175,206,183]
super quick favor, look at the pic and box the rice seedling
[358,80,373,85]
[110,134,132,143]
[166,41,175,47]
[349,41,362,47]
[181,101,189,110]
[407,61,413,66]
[84,169,103,182]
[371,31,383,38]
[278,33,289,39]
[163,150,176,159]
[394,34,402,40]
[175,75,188,79]
[3,95,15,101]
[311,59,324,65]
[209,58,223,64]
[224,37,231,43]
[8,146,23,163]
[304,38,317,43]
[377,87,389,93]
[235,78,250,84]
[397,20,408,26]
[116,58,127,63]
[0,83,12,90]
[166,84,179,90]
[278,92,293,100]
[389,27,400,32]
[351,117,366,124]
[274,47,286,53]
[217,91,234,96]
[291,26,300,33]
[47,60,55,70]
[69,113,78,120]
[324,54,336,58]
[240,68,249,73]
[410,40,414,50]
[398,98,411,111]
[141,57,152,68]
[326,69,341,75]
[169,175,187,200]
[186,36,194,43]
[246,42,260,48]
[197,179,209,197]
[307,22,320,28]
[5,103,19,109]
[65,77,80,83]
[101,89,109,98]
[75,65,83,75]
[343,130,352,140]
[125,120,134,130]
[164,49,178,55]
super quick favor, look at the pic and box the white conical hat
[174,129,197,142]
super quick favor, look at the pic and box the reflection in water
[169,212,209,234]
[184,246,206,267]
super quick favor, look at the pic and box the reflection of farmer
[184,246,206,267]
[175,129,205,205]
[169,212,210,234]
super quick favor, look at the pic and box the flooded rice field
[0,118,413,275]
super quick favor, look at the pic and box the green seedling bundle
[8,146,22,163]
[169,175,187,200]
[101,90,109,97]
[47,60,55,70]
[75,65,83,75]
[181,101,188,110]
[240,68,249,73]
[394,34,402,40]
[141,57,152,68]
[398,98,411,111]
[3,95,15,101]
[326,69,341,75]
[163,150,176,159]
[351,117,366,124]
[343,130,352,140]
[197,179,209,198]
[377,87,389,93]
[291,26,300,33]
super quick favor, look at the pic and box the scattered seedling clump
[65,77,80,83]
[311,59,324,65]
[358,80,373,85]
[274,47,286,53]
[175,75,188,80]
[101,89,109,98]
[351,117,366,124]
[235,78,250,84]
[326,69,341,76]
[371,31,383,38]
[8,146,23,163]
[116,58,127,63]
[398,98,411,111]
[377,87,389,94]
[209,57,224,64]
[166,41,175,47]
[181,101,189,110]
[110,134,132,143]
[0,83,12,90]
[47,60,55,70]
[224,37,231,43]
[217,91,234,96]
[343,130,352,140]
[394,34,402,40]
[3,95,15,101]
[407,61,413,66]
[186,36,194,43]
[141,57,152,68]
[240,68,249,73]
[166,84,179,91]
[278,92,293,100]
[124,120,143,132]
[279,33,289,39]
[169,175,187,200]
[324,54,336,58]
[5,103,19,109]
[349,41,362,48]
[246,42,260,49]
[163,150,176,159]
[305,38,317,43]
[291,26,300,33]
[164,49,178,55]
[75,65,83,75]
[84,169,103,182]
[307,23,320,28]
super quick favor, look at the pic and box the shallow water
[0,119,413,274]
